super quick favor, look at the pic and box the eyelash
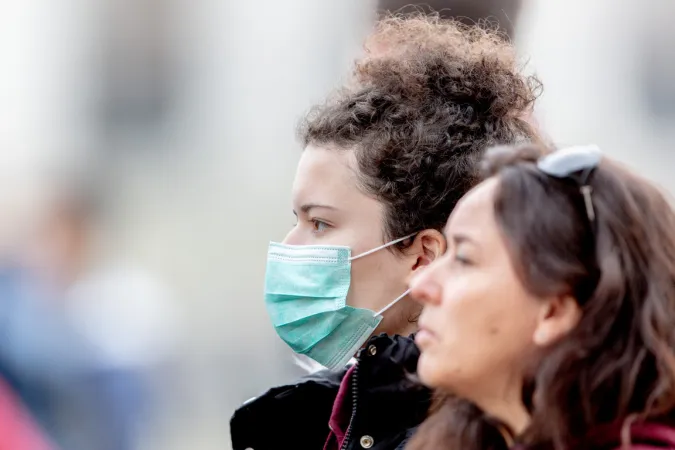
[455,255,471,265]
[310,219,329,234]
[291,214,331,234]
[453,249,473,266]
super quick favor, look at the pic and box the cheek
[417,349,450,388]
[347,250,408,309]
[438,277,498,342]
[418,272,540,391]
[416,278,490,389]
[483,275,542,350]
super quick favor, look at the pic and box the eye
[453,248,473,266]
[455,255,472,266]
[311,219,330,234]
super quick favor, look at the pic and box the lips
[415,325,436,348]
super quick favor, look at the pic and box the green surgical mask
[264,234,414,370]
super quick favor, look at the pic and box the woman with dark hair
[230,15,541,450]
[409,143,675,449]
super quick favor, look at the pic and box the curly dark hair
[409,143,675,450]
[377,0,524,40]
[299,15,542,247]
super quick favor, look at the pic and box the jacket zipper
[340,359,360,450]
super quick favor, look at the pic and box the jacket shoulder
[230,368,348,450]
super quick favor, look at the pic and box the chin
[416,353,440,388]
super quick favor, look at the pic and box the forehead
[293,144,359,203]
[444,178,500,238]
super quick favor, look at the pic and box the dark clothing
[588,421,675,450]
[323,365,356,450]
[230,333,431,450]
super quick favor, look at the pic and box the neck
[398,320,418,338]
[473,381,530,437]
[375,297,420,337]
[485,397,530,437]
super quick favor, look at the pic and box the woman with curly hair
[231,15,540,450]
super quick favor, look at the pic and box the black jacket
[230,333,432,450]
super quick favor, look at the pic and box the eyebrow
[296,203,338,214]
[454,233,473,244]
[446,231,476,247]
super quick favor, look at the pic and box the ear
[532,294,582,347]
[406,229,446,272]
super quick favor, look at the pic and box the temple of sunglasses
[536,145,603,221]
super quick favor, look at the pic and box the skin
[283,144,445,337]
[410,177,581,434]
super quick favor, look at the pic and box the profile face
[411,178,543,400]
[283,144,412,322]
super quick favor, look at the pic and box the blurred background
[0,0,673,448]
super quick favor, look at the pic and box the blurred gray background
[0,0,673,448]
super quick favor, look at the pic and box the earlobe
[420,229,447,260]
[409,229,446,271]
[533,303,552,346]
[406,230,444,280]
[532,326,550,346]
[412,255,431,271]
[532,295,582,347]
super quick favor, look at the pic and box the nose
[281,229,295,245]
[409,260,443,306]
[282,226,302,245]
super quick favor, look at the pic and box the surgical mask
[264,234,415,370]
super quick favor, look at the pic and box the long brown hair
[407,144,675,450]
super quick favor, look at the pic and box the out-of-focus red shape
[0,378,54,450]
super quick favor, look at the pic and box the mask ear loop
[374,288,411,317]
[347,232,417,317]
[349,232,418,261]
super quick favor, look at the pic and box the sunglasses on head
[536,145,603,222]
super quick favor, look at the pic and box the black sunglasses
[536,145,602,221]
